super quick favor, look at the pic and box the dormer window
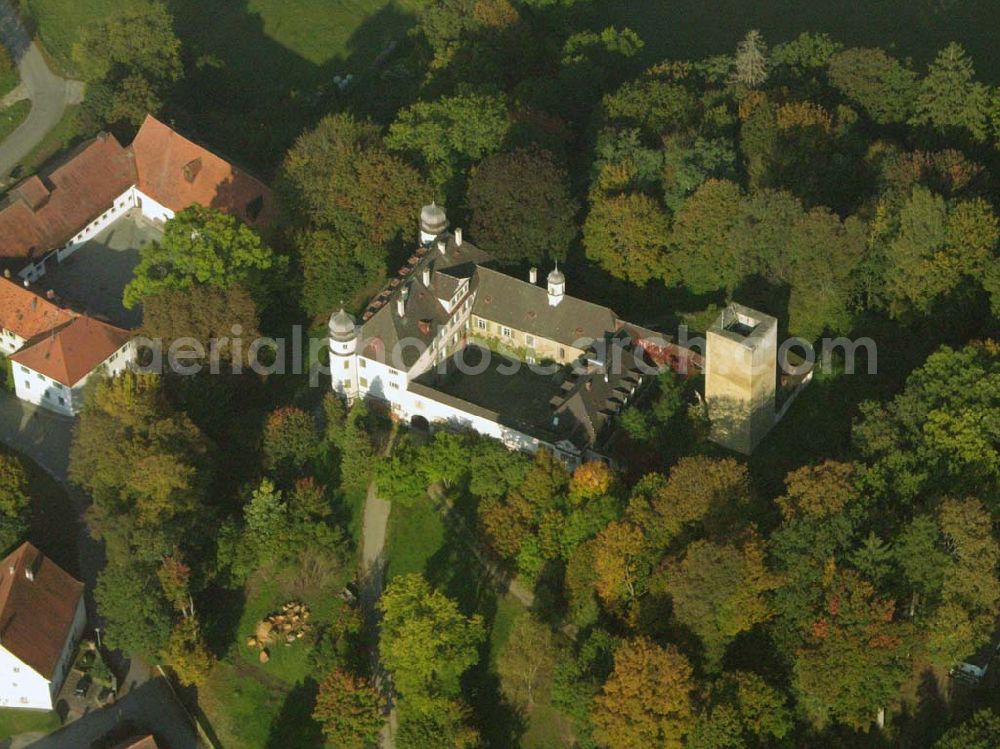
[246,195,264,220]
[183,158,203,183]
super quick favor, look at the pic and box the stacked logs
[246,602,312,663]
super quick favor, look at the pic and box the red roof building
[0,542,86,710]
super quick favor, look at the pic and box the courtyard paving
[39,212,162,330]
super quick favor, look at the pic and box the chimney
[397,287,409,317]
[24,568,33,582]
[3,269,9,278]
[422,266,431,286]
[455,228,463,246]
[7,564,14,575]
[46,290,55,300]
[437,239,447,255]
[23,279,29,288]
[529,267,537,284]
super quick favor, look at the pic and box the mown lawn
[384,494,575,748]
[20,0,420,171]
[197,553,355,748]
[0,100,30,142]
[0,708,60,740]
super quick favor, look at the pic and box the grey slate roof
[471,266,619,348]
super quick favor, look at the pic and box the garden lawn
[0,708,60,739]
[384,492,575,747]
[0,101,30,143]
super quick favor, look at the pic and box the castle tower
[420,202,448,245]
[705,303,777,454]
[547,265,565,307]
[329,307,359,401]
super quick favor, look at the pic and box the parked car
[949,661,987,685]
[74,675,92,697]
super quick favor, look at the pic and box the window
[12,667,18,674]
[36,372,44,381]
[389,381,400,390]
[559,347,565,358]
[502,326,512,337]
[19,697,28,705]
[343,360,350,370]
[359,359,366,368]
[19,366,28,374]
[58,396,65,406]
[477,319,486,331]
[525,335,535,347]
[359,377,368,387]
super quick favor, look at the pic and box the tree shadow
[264,677,323,749]
[198,585,246,660]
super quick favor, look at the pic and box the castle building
[331,204,802,464]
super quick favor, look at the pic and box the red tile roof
[0,134,137,262]
[0,542,83,680]
[111,736,161,749]
[0,276,73,340]
[9,316,130,387]
[131,114,273,228]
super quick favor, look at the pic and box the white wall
[13,340,135,416]
[0,646,53,710]
[0,329,24,356]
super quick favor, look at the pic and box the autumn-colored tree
[627,456,752,549]
[161,617,214,686]
[592,521,649,613]
[933,709,1000,749]
[659,537,778,668]
[592,638,696,749]
[584,191,670,286]
[568,461,614,505]
[690,671,792,749]
[777,461,858,520]
[793,570,911,730]
[141,283,261,362]
[925,497,1000,666]
[313,669,384,748]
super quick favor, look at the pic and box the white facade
[12,340,135,416]
[0,596,85,710]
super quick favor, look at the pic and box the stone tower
[705,303,777,454]
[329,307,359,401]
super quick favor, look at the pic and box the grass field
[0,100,30,142]
[385,495,575,748]
[198,562,352,748]
[0,707,60,740]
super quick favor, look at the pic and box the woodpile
[246,602,312,661]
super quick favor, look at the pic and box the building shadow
[263,677,323,749]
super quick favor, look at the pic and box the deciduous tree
[313,669,384,748]
[467,148,578,265]
[0,454,30,554]
[592,638,696,749]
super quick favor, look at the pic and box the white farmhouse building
[0,542,85,710]
[0,276,132,415]
[0,114,274,415]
